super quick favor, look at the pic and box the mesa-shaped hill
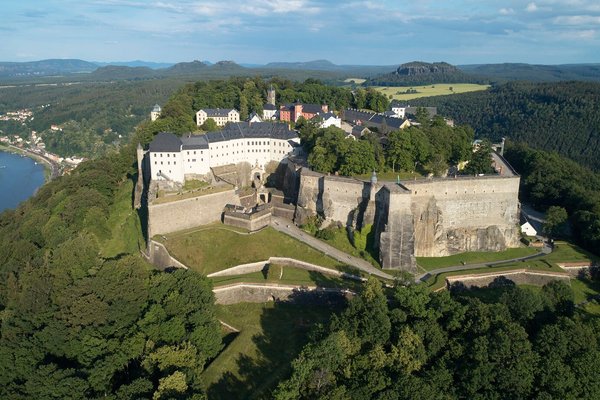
[368,61,483,86]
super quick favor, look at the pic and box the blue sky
[3,0,599,65]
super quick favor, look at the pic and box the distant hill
[367,61,483,86]
[263,59,394,77]
[164,60,208,75]
[0,59,97,78]
[458,63,600,82]
[90,65,157,79]
[94,60,174,69]
[265,59,339,70]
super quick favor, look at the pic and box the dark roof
[405,106,437,118]
[149,123,298,152]
[181,134,209,150]
[343,108,376,122]
[263,103,277,110]
[389,100,410,108]
[149,132,182,152]
[352,125,371,135]
[282,103,324,114]
[204,122,298,143]
[320,112,337,119]
[152,104,161,112]
[199,108,237,117]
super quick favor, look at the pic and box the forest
[412,81,600,171]
[275,278,600,399]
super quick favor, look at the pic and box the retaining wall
[213,283,349,304]
[446,269,570,288]
[147,240,188,270]
[148,189,240,237]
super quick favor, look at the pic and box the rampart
[148,189,240,237]
[294,168,521,271]
[445,269,570,288]
[213,284,349,305]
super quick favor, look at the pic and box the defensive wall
[213,283,349,305]
[148,189,241,237]
[445,269,570,289]
[293,167,521,272]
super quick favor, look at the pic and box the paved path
[415,244,552,283]
[270,216,394,280]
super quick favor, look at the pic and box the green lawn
[417,247,539,271]
[310,226,380,267]
[202,302,338,399]
[543,241,598,264]
[374,83,490,101]
[211,264,363,291]
[159,226,350,275]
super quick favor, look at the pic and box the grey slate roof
[201,108,237,117]
[205,122,297,143]
[148,132,182,152]
[148,122,298,152]
[181,134,209,150]
[263,103,277,110]
[320,112,337,119]
[152,104,161,112]
[282,103,324,114]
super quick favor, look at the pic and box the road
[415,243,552,282]
[270,216,394,280]
[6,145,60,179]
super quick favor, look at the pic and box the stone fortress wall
[148,189,241,237]
[293,165,521,272]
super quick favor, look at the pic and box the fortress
[291,162,520,273]
[139,101,521,273]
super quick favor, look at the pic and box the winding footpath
[270,216,394,280]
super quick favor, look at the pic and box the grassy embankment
[202,302,338,399]
[417,247,539,271]
[374,83,490,101]
[99,181,145,258]
[159,225,363,279]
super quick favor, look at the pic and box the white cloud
[526,2,538,12]
[553,15,600,25]
[499,8,515,15]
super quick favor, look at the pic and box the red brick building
[279,103,329,123]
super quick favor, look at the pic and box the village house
[279,103,329,123]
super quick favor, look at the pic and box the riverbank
[0,144,60,181]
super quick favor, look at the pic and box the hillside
[459,63,600,82]
[410,81,600,171]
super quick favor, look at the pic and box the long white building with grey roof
[196,108,240,127]
[148,121,300,183]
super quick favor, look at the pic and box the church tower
[266,85,276,106]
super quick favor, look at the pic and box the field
[201,302,339,399]
[374,83,490,101]
[158,225,349,275]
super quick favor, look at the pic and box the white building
[318,112,342,129]
[263,104,278,120]
[148,122,300,183]
[196,108,240,127]
[521,221,537,237]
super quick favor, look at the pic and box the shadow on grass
[206,292,346,400]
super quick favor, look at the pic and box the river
[0,150,46,213]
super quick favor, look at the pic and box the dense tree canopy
[275,279,600,400]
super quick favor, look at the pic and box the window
[194,151,196,155]
[174,161,176,165]
[167,154,170,157]
[154,161,157,164]
[160,153,163,157]
[160,161,163,165]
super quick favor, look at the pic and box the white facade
[196,108,240,127]
[521,221,537,237]
[149,124,300,184]
[391,106,407,118]
[320,115,342,128]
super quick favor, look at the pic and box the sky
[2,0,599,65]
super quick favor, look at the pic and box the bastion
[293,158,521,272]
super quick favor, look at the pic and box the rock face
[292,167,521,272]
[396,61,459,76]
